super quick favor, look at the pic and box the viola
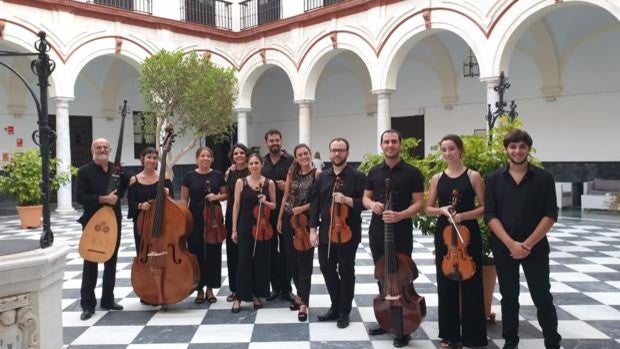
[290,212,312,252]
[441,189,476,281]
[203,180,226,244]
[328,176,352,245]
[131,125,199,306]
[251,182,274,256]
[373,178,426,337]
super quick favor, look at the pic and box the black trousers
[369,230,412,263]
[492,241,561,348]
[269,212,292,294]
[318,240,359,315]
[225,232,239,293]
[282,212,315,305]
[80,218,121,311]
[188,229,222,289]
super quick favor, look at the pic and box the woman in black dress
[180,146,228,304]
[277,144,320,321]
[425,134,488,348]
[223,143,250,302]
[127,147,173,255]
[231,153,276,312]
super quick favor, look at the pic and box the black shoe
[280,291,295,303]
[100,302,123,311]
[368,325,387,336]
[393,334,411,348]
[80,309,94,321]
[336,313,350,328]
[317,307,339,321]
[231,299,241,313]
[503,342,518,349]
[266,290,280,301]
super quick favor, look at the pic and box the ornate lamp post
[485,71,518,135]
[0,31,56,248]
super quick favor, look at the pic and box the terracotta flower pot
[16,205,43,229]
[482,264,497,323]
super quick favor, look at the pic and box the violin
[441,189,476,281]
[290,212,312,252]
[203,180,226,244]
[328,176,352,245]
[252,182,274,256]
[373,178,426,336]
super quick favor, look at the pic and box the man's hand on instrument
[382,210,402,224]
[206,193,219,202]
[139,201,151,211]
[333,192,346,204]
[370,201,385,215]
[100,190,118,205]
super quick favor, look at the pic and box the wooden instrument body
[290,212,312,252]
[131,192,199,305]
[79,206,118,263]
[441,222,476,281]
[203,203,226,244]
[328,177,352,244]
[373,252,427,335]
[79,100,128,263]
[252,204,273,241]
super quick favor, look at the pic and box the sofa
[555,182,573,209]
[581,178,620,211]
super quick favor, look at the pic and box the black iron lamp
[463,49,479,78]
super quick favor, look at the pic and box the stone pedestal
[0,241,69,349]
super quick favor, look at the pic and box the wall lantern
[463,49,479,78]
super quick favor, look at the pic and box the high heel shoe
[206,288,217,303]
[231,299,241,313]
[253,297,263,309]
[194,289,205,304]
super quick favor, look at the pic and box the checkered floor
[2,209,620,349]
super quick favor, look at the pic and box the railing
[240,0,281,30]
[181,0,232,30]
[304,0,344,12]
[87,0,152,14]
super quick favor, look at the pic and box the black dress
[127,176,173,255]
[182,170,226,290]
[236,177,272,301]
[225,168,249,294]
[434,169,487,347]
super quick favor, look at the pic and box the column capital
[371,89,396,97]
[479,76,499,85]
[293,99,314,106]
[234,107,251,113]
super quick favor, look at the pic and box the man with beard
[261,129,295,302]
[485,129,561,349]
[77,138,127,320]
[309,137,365,329]
[362,129,424,347]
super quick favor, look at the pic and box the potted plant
[0,148,73,229]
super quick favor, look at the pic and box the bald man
[77,138,128,320]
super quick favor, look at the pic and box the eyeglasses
[330,148,347,154]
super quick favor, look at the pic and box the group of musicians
[76,128,561,349]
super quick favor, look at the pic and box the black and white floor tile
[2,209,620,348]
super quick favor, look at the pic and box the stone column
[54,97,74,213]
[235,108,250,145]
[295,100,313,146]
[481,76,499,131]
[373,89,394,153]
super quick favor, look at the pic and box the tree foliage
[139,50,238,171]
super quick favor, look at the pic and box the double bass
[203,180,227,244]
[131,125,199,306]
[441,189,476,281]
[79,100,127,263]
[252,182,273,257]
[327,176,352,257]
[373,178,426,337]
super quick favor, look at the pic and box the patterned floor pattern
[2,209,620,349]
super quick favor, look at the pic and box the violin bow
[447,211,465,244]
[252,183,263,258]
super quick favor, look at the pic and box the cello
[252,182,273,257]
[441,189,476,281]
[203,180,227,244]
[373,178,426,337]
[327,176,352,257]
[131,125,199,306]
[79,100,128,263]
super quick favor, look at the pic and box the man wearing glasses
[309,137,365,329]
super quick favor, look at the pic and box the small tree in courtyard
[139,50,238,172]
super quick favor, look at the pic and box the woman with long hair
[180,146,228,304]
[231,153,276,312]
[425,134,487,348]
[277,144,320,321]
[223,143,250,301]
